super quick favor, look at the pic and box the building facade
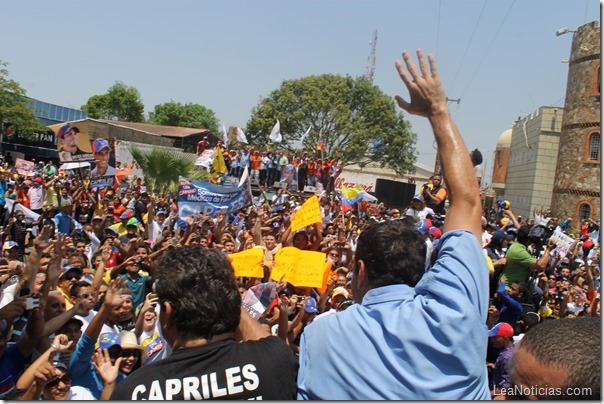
[551,21,601,223]
[504,106,562,219]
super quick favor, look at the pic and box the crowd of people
[0,49,599,400]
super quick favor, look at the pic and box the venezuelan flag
[316,135,325,152]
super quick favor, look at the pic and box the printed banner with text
[178,167,252,218]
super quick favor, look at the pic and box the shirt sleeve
[68,334,96,383]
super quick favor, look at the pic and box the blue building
[2,97,87,161]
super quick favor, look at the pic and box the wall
[504,107,561,218]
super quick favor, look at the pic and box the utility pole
[366,30,378,84]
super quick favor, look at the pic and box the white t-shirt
[405,207,435,221]
[67,385,96,400]
[28,186,44,210]
[474,164,483,180]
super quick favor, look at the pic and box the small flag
[269,120,282,143]
[236,127,248,144]
[212,146,227,175]
[317,134,325,152]
[222,123,228,144]
[300,126,311,141]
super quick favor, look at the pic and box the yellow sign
[291,195,322,232]
[271,247,329,288]
[229,248,264,278]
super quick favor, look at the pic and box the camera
[135,257,144,265]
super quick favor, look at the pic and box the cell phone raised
[25,297,40,310]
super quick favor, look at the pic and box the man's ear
[356,259,368,291]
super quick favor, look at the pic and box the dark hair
[511,317,600,399]
[516,225,531,245]
[69,281,92,298]
[154,245,241,340]
[354,220,426,288]
[471,149,483,166]
[511,281,527,297]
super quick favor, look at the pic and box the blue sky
[1,0,599,182]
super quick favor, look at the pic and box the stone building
[503,107,562,219]
[551,21,601,223]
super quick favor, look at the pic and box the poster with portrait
[88,138,118,189]
[48,121,95,163]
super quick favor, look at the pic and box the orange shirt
[250,154,262,170]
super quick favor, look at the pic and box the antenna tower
[366,30,378,84]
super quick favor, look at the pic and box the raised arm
[395,50,481,241]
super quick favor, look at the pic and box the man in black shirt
[111,246,297,400]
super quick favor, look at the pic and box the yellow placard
[229,248,264,278]
[271,247,329,288]
[291,195,322,232]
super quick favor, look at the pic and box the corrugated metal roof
[95,119,210,138]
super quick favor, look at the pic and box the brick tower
[551,21,601,223]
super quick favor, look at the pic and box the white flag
[269,120,282,143]
[300,126,311,141]
[236,127,248,144]
[222,123,228,144]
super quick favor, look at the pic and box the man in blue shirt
[297,49,490,400]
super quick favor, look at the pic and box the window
[589,133,600,161]
[579,204,591,222]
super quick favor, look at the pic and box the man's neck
[171,332,234,351]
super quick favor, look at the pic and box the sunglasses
[121,349,141,358]
[47,374,71,388]
[16,215,24,218]
[77,293,94,299]
[64,274,81,281]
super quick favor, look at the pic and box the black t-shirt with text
[111,336,298,400]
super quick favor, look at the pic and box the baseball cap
[2,240,19,251]
[413,194,424,202]
[156,209,166,216]
[57,124,79,139]
[104,227,118,235]
[92,215,104,221]
[332,286,350,300]
[120,211,131,220]
[429,227,442,239]
[500,217,510,227]
[488,322,514,338]
[304,297,319,314]
[98,331,121,350]
[415,219,428,235]
[34,177,43,184]
[61,265,83,278]
[127,218,139,227]
[492,230,514,241]
[92,138,110,153]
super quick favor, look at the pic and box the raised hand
[34,225,54,252]
[52,333,73,352]
[103,277,128,310]
[92,348,122,385]
[394,50,446,118]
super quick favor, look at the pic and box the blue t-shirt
[297,230,491,400]
[0,181,7,206]
[0,343,29,399]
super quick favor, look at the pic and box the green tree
[81,82,145,122]
[0,61,46,136]
[130,147,208,195]
[151,101,220,133]
[245,74,417,175]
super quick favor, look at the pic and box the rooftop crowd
[0,49,599,400]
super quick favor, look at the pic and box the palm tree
[129,147,208,195]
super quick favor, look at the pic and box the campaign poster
[88,138,117,190]
[14,158,35,177]
[178,168,252,218]
[48,121,95,163]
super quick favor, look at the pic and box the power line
[458,0,517,101]
[435,0,442,60]
[449,0,488,91]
